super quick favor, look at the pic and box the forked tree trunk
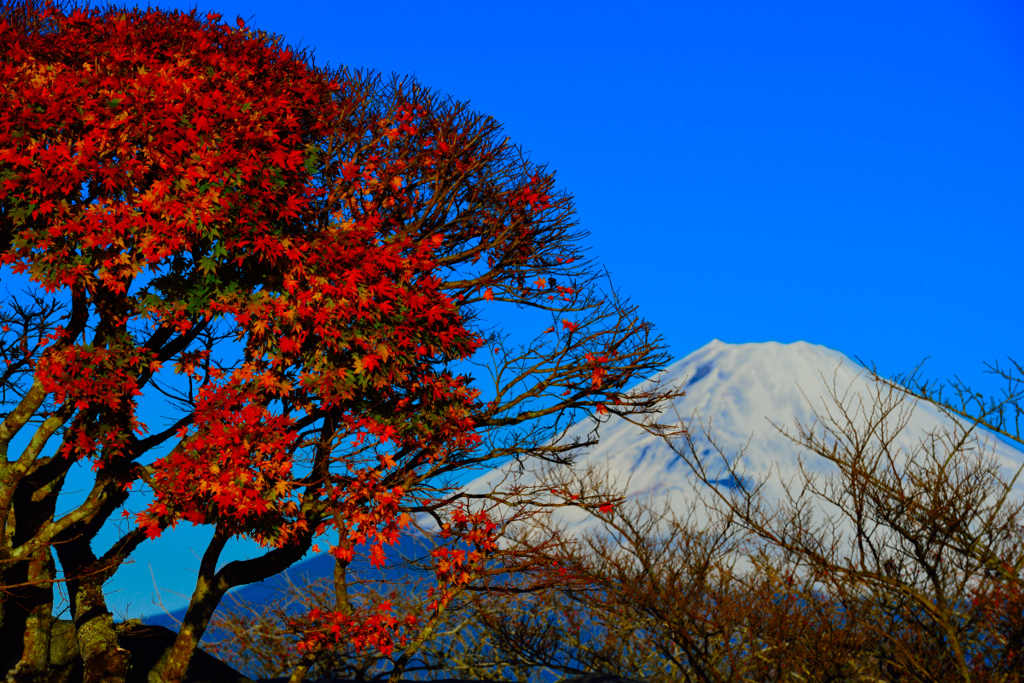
[148,528,313,683]
[148,530,230,683]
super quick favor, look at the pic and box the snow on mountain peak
[460,339,1024,545]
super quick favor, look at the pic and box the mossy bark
[1,457,67,682]
[71,580,130,683]
[12,550,58,682]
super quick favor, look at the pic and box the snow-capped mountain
[457,339,1024,544]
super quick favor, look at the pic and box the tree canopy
[0,2,680,682]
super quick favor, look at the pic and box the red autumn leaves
[0,6,337,295]
[1,4,675,679]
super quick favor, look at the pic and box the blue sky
[148,0,1019,387]
[14,0,1023,620]
[140,0,1021,396]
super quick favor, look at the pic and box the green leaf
[303,148,320,174]
[197,256,218,276]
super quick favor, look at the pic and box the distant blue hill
[141,529,440,633]
[137,529,539,681]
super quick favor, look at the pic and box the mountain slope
[459,339,1024,543]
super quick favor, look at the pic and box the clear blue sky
[141,0,1023,392]
[22,0,1024,620]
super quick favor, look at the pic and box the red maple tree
[0,2,681,682]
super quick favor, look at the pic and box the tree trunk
[2,459,68,682]
[2,563,54,682]
[148,529,313,683]
[71,580,130,683]
[147,530,229,683]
